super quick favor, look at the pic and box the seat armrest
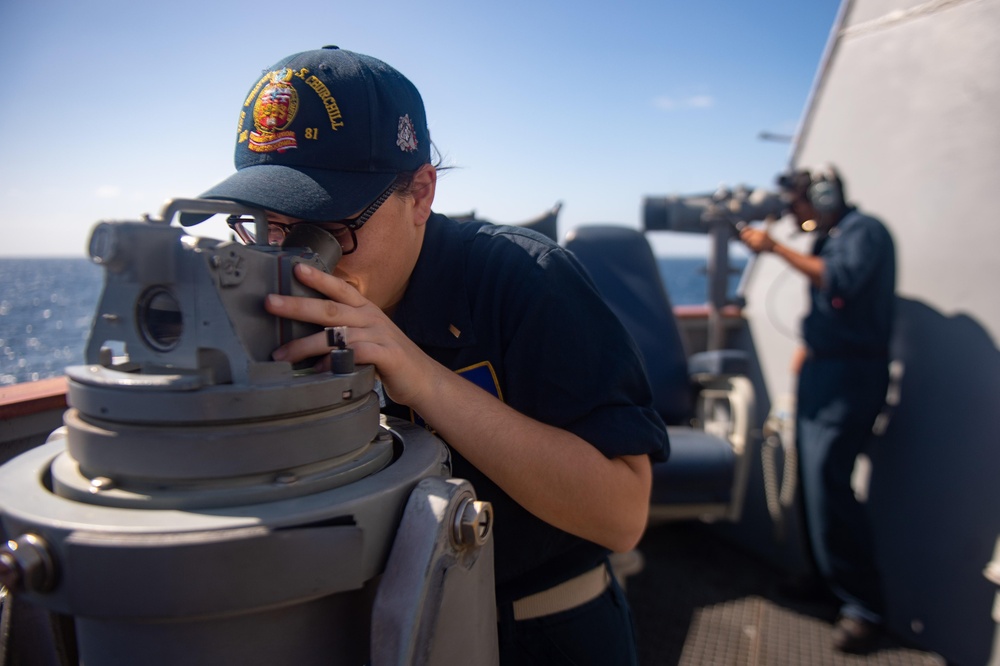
[688,350,749,378]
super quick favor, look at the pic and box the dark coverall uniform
[381,213,669,665]
[796,208,896,623]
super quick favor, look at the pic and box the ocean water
[657,256,746,309]
[0,256,745,385]
[0,258,102,385]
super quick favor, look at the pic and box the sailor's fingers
[739,227,771,252]
[264,292,366,329]
[292,263,369,308]
[269,329,334,364]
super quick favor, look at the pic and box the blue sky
[0,0,840,257]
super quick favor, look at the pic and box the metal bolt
[0,534,56,593]
[0,550,20,590]
[98,347,113,367]
[453,498,493,548]
[90,476,115,493]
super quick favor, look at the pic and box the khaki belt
[511,564,611,621]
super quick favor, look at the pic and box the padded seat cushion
[566,225,738,511]
[650,427,735,506]
[565,226,692,424]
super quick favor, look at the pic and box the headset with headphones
[806,167,846,214]
[777,165,847,215]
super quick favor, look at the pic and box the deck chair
[565,225,754,523]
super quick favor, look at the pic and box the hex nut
[453,498,493,548]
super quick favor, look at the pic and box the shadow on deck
[627,523,946,666]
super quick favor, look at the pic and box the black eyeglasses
[226,183,397,255]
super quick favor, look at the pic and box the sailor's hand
[790,345,808,375]
[265,263,439,407]
[740,226,777,253]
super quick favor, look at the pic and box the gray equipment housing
[0,199,498,665]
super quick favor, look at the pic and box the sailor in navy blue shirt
[194,45,666,665]
[384,213,668,603]
[272,200,668,666]
[803,209,895,359]
[740,167,896,653]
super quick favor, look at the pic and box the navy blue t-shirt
[803,209,896,358]
[384,213,668,603]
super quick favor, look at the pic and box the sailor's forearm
[771,242,825,288]
[410,367,652,552]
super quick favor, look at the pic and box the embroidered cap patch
[249,68,300,153]
[396,114,418,153]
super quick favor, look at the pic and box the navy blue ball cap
[183,46,429,225]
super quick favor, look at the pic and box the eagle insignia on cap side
[396,114,418,153]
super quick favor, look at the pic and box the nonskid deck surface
[627,523,945,666]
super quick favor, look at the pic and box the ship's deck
[627,522,946,666]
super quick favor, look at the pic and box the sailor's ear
[408,164,437,226]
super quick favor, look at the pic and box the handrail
[0,304,742,420]
[0,376,68,419]
[673,304,743,320]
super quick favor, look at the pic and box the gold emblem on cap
[249,68,299,153]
